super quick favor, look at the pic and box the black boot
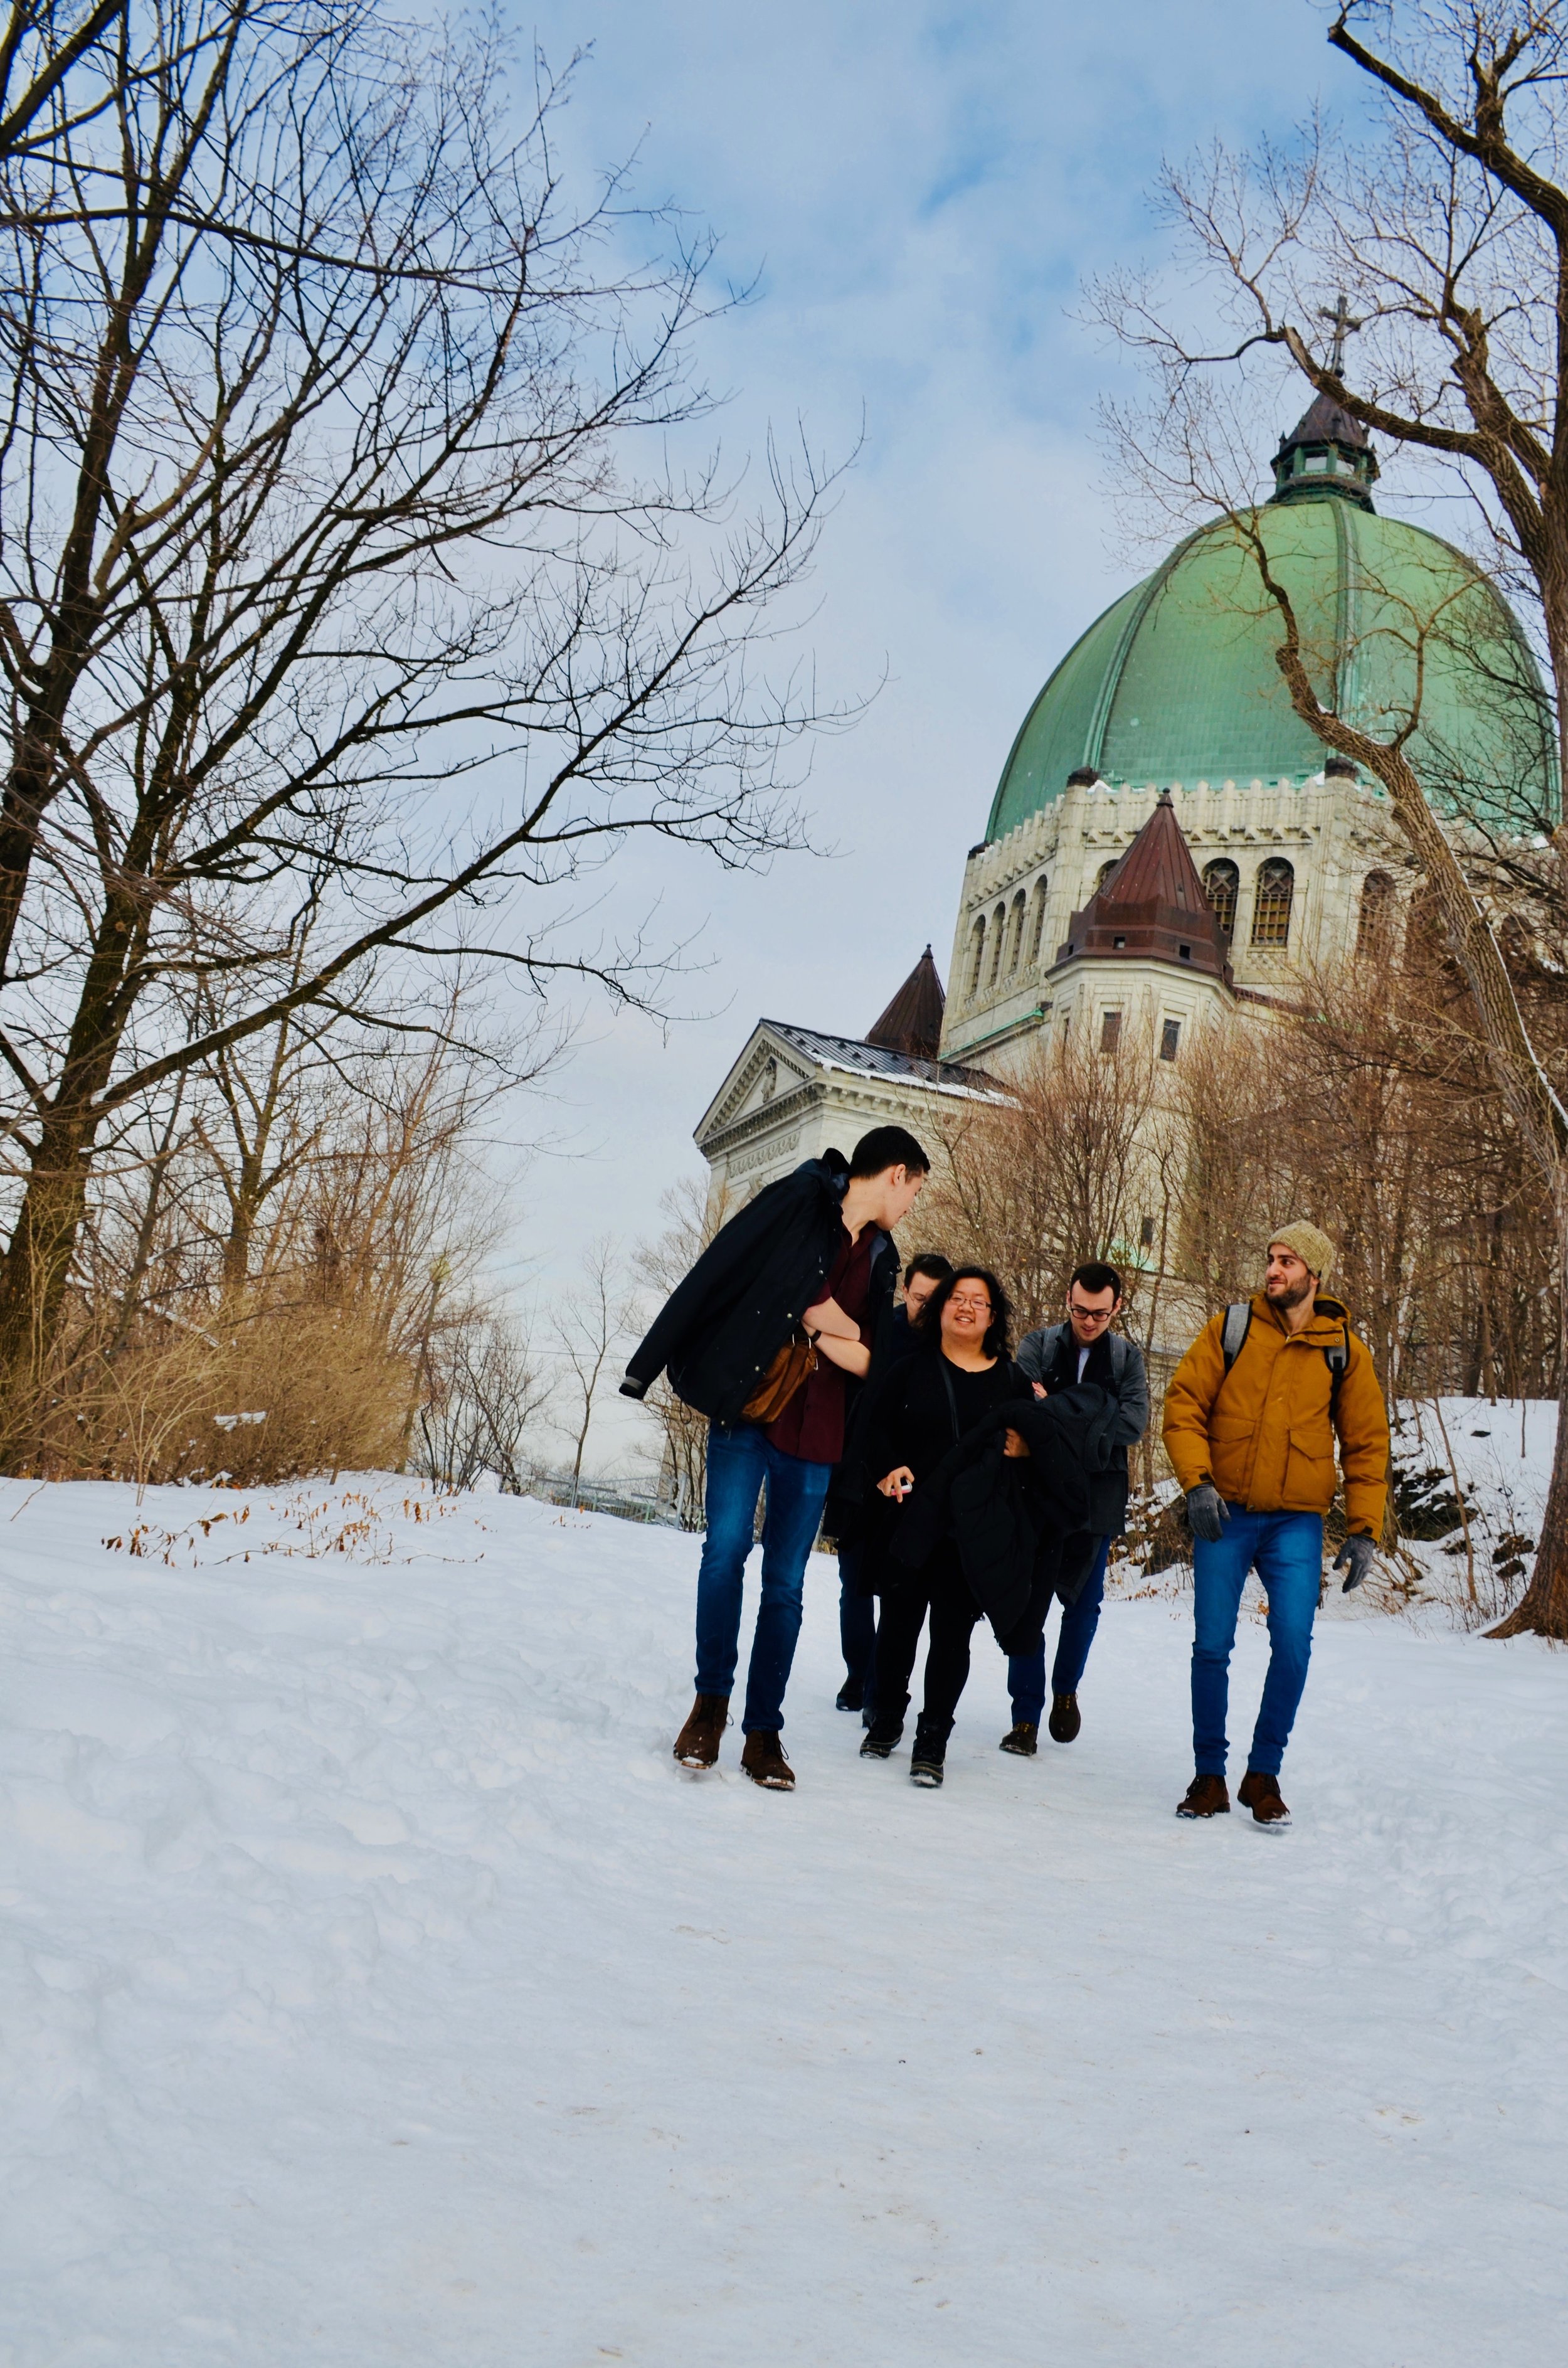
[860,1691,908,1760]
[909,1714,951,1788]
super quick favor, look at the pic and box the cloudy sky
[495,1,1376,1460]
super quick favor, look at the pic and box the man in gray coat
[1000,1261,1150,1756]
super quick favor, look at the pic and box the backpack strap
[1324,1320,1351,1415]
[1220,1301,1252,1374]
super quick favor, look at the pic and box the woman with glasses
[857,1265,1028,1786]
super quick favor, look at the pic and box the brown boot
[1048,1691,1081,1743]
[740,1730,795,1790]
[999,1721,1038,1756]
[673,1693,729,1770]
[1237,1770,1292,1829]
[1175,1772,1231,1818]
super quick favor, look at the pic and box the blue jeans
[1009,1537,1109,1724]
[694,1423,832,1733]
[1191,1507,1323,1777]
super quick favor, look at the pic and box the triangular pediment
[695,1023,818,1147]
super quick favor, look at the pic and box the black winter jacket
[893,1386,1121,1653]
[1015,1322,1150,1537]
[845,1347,1027,1591]
[823,1300,930,1543]
[620,1153,901,1426]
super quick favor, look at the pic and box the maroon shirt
[763,1224,876,1466]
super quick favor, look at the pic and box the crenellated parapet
[940,771,1412,1062]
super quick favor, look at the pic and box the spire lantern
[1270,389,1379,510]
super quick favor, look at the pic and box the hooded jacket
[620,1153,900,1427]
[1162,1291,1389,1537]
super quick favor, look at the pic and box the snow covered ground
[3,1468,1565,2366]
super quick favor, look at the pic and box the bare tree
[551,1234,629,1504]
[0,0,843,1449]
[415,1311,548,1494]
[926,1020,1163,1334]
[1094,1,1568,1635]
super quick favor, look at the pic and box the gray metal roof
[762,1019,990,1091]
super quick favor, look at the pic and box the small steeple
[866,946,945,1061]
[1053,791,1233,985]
[1271,390,1379,510]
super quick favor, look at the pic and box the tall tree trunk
[0,1103,95,1450]
[1490,1165,1568,1637]
[0,859,149,1448]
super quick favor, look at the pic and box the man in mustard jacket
[1162,1223,1389,1829]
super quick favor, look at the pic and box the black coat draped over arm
[893,1386,1122,1653]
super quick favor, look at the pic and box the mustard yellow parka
[1162,1293,1389,1537]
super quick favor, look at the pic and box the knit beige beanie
[1268,1221,1335,1282]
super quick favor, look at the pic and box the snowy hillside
[2,1470,1565,2365]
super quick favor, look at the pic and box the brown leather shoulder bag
[741,1329,818,1424]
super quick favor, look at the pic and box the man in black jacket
[1001,1262,1150,1757]
[621,1125,929,1790]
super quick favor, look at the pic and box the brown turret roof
[1276,389,1371,456]
[866,945,946,1060]
[1054,792,1233,985]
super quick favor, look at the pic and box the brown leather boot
[741,1730,795,1790]
[999,1721,1038,1756]
[1237,1770,1292,1829]
[1048,1691,1081,1743]
[1175,1772,1231,1818]
[673,1693,729,1770]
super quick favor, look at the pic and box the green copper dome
[987,443,1555,842]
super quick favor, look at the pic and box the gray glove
[1185,1483,1231,1544]
[1334,1532,1377,1592]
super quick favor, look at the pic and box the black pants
[836,1534,878,1717]
[872,1549,981,1732]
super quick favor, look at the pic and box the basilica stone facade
[694,394,1556,1206]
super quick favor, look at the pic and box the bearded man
[1162,1224,1389,1830]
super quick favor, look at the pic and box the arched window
[1357,869,1396,958]
[987,902,1007,987]
[1251,857,1295,947]
[1027,875,1050,965]
[967,915,986,998]
[1202,858,1239,941]
[999,885,1027,975]
[1096,857,1120,896]
[1405,881,1442,964]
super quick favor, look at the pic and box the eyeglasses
[1067,1303,1114,1325]
[948,1294,992,1313]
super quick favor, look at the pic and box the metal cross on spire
[1318,293,1365,378]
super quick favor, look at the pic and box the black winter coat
[846,1348,1028,1591]
[823,1300,930,1543]
[620,1153,901,1426]
[1015,1322,1150,1536]
[893,1387,1121,1653]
